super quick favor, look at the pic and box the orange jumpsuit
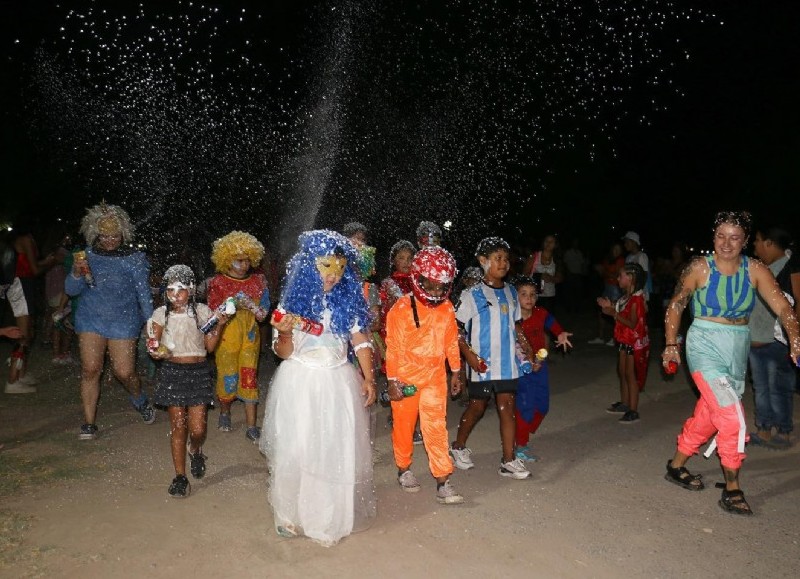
[385,295,461,477]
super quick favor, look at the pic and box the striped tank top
[691,255,755,319]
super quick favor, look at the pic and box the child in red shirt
[513,276,572,461]
[597,262,649,424]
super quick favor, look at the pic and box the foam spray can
[272,308,323,336]
[73,250,95,288]
[199,297,237,335]
[515,342,533,374]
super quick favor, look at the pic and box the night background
[1,0,798,268]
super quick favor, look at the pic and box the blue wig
[280,229,371,336]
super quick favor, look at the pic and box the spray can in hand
[272,308,323,336]
[74,250,95,288]
[199,297,236,335]
[235,291,268,320]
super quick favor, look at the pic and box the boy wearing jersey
[450,237,532,480]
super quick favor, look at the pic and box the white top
[531,252,557,297]
[274,309,362,369]
[150,303,213,357]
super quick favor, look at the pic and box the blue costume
[65,247,153,339]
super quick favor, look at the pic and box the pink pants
[676,370,746,469]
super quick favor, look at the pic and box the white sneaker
[436,480,465,504]
[587,337,605,345]
[499,458,531,479]
[5,381,36,394]
[18,374,39,386]
[449,446,475,470]
[605,339,616,347]
[398,470,421,493]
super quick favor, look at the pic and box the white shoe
[605,339,616,347]
[436,480,465,504]
[587,337,605,345]
[449,446,475,470]
[498,458,531,479]
[398,470,421,493]
[5,381,36,394]
[18,374,39,386]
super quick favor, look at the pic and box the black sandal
[664,460,704,491]
[718,489,753,516]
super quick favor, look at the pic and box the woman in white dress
[260,230,377,546]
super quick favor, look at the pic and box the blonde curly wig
[211,230,265,272]
[80,202,134,246]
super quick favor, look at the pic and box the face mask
[315,255,347,277]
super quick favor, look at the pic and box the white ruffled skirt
[260,358,376,546]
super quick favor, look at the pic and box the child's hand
[465,349,483,373]
[386,380,404,402]
[597,296,612,309]
[555,332,573,351]
[149,347,171,360]
[362,377,377,406]
[73,256,88,277]
[0,326,22,340]
[270,311,294,334]
[449,373,462,397]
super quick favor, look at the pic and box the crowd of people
[1,205,799,543]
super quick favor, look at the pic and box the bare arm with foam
[662,257,706,367]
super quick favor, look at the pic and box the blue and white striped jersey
[455,281,521,382]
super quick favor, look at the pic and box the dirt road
[1,313,799,578]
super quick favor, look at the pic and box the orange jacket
[385,295,461,387]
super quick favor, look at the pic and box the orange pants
[390,381,453,478]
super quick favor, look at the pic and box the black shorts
[618,343,634,355]
[467,379,518,400]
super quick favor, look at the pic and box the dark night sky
[1,1,799,262]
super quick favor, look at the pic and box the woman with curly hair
[65,203,154,440]
[260,229,376,546]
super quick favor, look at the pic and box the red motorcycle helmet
[410,246,457,306]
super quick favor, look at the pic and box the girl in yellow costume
[207,231,269,441]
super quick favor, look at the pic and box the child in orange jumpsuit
[385,246,464,504]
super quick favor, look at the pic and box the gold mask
[98,216,122,237]
[315,255,347,277]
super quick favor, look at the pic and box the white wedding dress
[260,310,376,546]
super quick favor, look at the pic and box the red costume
[613,292,650,390]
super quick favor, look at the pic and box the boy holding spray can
[207,231,269,442]
[385,246,464,503]
[512,275,572,461]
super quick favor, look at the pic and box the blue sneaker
[218,413,233,432]
[514,445,539,462]
[131,395,156,425]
